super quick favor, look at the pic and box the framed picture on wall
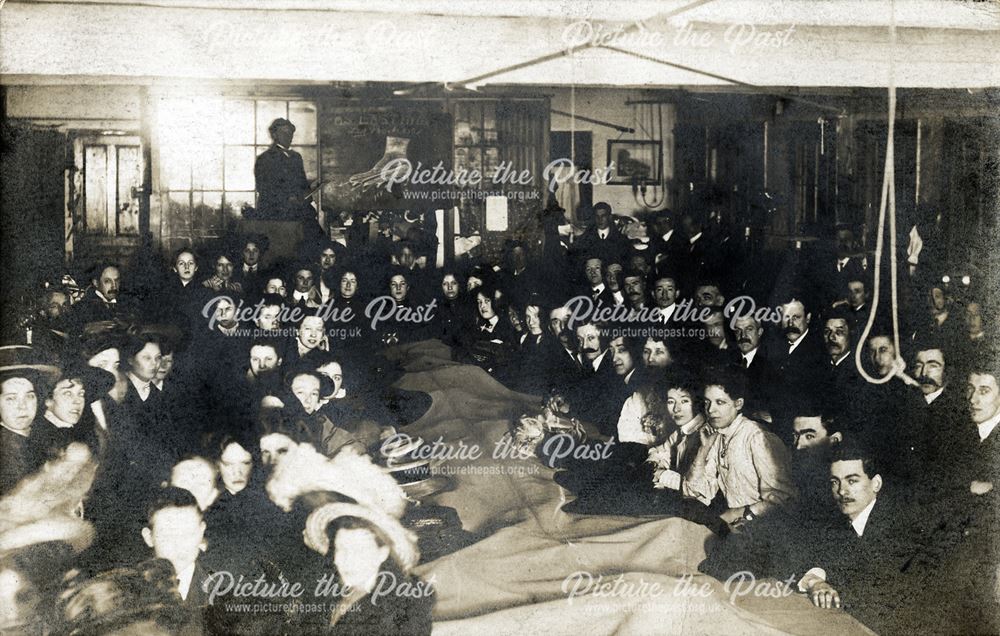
[606,139,662,185]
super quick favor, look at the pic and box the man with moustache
[650,275,680,324]
[541,306,583,393]
[907,342,969,485]
[622,269,650,313]
[913,354,1000,635]
[578,257,614,308]
[795,444,923,635]
[769,297,825,419]
[729,313,773,417]
[821,311,864,401]
[604,263,626,306]
[73,263,139,335]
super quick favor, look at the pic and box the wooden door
[73,135,144,261]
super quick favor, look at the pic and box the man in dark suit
[72,263,140,335]
[577,257,614,308]
[647,208,685,274]
[141,487,216,609]
[795,444,923,634]
[820,311,866,413]
[729,313,774,416]
[572,202,630,271]
[768,297,826,423]
[810,225,868,309]
[541,307,583,394]
[254,118,314,221]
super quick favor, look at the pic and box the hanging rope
[854,0,901,385]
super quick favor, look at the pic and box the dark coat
[253,145,312,220]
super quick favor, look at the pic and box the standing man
[254,118,322,236]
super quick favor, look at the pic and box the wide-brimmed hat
[48,362,116,399]
[0,346,60,385]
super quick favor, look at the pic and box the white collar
[851,498,878,537]
[591,283,606,294]
[977,409,1000,442]
[680,413,706,436]
[128,372,151,391]
[924,386,944,405]
[175,561,197,601]
[662,229,673,242]
[788,329,809,354]
[153,379,164,392]
[0,422,30,438]
[742,347,759,366]
[44,410,76,429]
[587,349,608,372]
[624,368,635,384]
[598,228,610,239]
[95,290,117,304]
[832,351,851,367]
[689,232,702,244]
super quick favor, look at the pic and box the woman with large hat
[0,345,60,495]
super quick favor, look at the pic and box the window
[156,96,319,242]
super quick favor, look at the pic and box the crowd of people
[1,194,997,634]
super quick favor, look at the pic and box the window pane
[192,191,224,233]
[225,192,255,221]
[294,146,318,181]
[192,143,223,190]
[289,101,317,145]
[160,145,191,190]
[224,100,255,144]
[256,101,288,145]
[225,146,257,191]
[164,191,191,239]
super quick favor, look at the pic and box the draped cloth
[386,340,873,635]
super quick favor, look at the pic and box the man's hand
[82,320,118,336]
[809,580,841,609]
[653,468,682,491]
[719,506,744,526]
[971,480,994,496]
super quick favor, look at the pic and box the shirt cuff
[656,469,682,490]
[797,569,827,593]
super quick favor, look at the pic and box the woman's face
[334,527,389,592]
[291,374,321,414]
[219,442,253,495]
[265,278,286,297]
[476,293,495,320]
[667,388,696,427]
[441,275,460,300]
[340,273,358,300]
[260,433,294,466]
[317,362,344,397]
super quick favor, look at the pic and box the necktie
[742,356,749,368]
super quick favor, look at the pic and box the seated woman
[315,354,384,451]
[281,366,366,459]
[298,507,433,634]
[461,284,517,377]
[559,371,715,518]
